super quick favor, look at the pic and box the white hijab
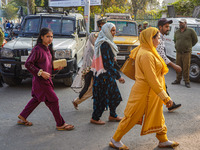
[94,23,119,58]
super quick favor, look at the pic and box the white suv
[0,13,87,86]
[164,17,200,82]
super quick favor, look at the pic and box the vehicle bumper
[0,58,75,79]
[116,44,138,65]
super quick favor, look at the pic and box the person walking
[157,18,182,112]
[71,19,106,110]
[172,19,198,88]
[90,23,125,125]
[17,28,74,131]
[109,27,179,149]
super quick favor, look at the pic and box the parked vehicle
[164,17,200,82]
[105,13,139,65]
[0,12,87,86]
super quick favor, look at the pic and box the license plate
[21,56,28,70]
[21,56,28,62]
[116,55,126,60]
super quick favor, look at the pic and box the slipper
[17,120,33,126]
[56,124,74,131]
[158,140,179,148]
[17,115,33,126]
[90,119,105,125]
[109,141,129,150]
[108,116,122,122]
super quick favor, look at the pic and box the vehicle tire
[3,76,22,86]
[190,58,200,82]
[63,77,73,87]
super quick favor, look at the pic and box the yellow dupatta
[129,27,168,75]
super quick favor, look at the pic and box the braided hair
[36,27,55,60]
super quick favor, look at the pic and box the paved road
[0,67,199,150]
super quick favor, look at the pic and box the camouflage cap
[143,21,148,24]
[97,18,107,26]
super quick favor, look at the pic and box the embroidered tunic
[92,42,122,120]
[25,43,57,102]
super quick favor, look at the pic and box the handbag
[120,58,135,80]
[53,59,67,70]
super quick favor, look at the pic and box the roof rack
[105,13,132,20]
[35,6,65,15]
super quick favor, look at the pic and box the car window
[188,26,200,36]
[108,21,137,36]
[23,18,40,33]
[41,18,61,34]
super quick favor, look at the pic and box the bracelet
[163,97,171,104]
[37,69,43,76]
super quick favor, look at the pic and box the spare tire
[190,58,200,82]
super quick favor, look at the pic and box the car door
[77,19,87,64]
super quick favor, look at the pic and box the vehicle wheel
[190,58,200,82]
[63,77,73,87]
[3,76,22,86]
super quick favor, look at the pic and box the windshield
[108,21,137,36]
[22,17,75,36]
[23,18,40,33]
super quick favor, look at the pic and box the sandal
[17,115,33,126]
[109,141,129,150]
[56,123,74,131]
[158,140,179,148]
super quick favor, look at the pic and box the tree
[130,0,160,19]
[131,0,149,19]
[3,4,18,20]
[161,0,200,17]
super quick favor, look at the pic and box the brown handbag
[120,58,135,80]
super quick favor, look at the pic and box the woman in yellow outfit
[109,27,179,150]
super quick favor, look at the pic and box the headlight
[1,48,14,58]
[55,49,72,59]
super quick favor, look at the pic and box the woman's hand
[166,99,173,108]
[41,71,51,80]
[118,77,125,84]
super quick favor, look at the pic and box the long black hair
[36,27,55,60]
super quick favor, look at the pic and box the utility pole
[84,0,90,34]
[27,0,30,15]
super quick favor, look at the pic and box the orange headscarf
[129,27,168,75]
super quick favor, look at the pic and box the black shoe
[168,103,181,112]
[171,80,180,85]
[185,82,191,88]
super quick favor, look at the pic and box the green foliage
[3,4,18,20]
[35,0,48,7]
[162,0,200,17]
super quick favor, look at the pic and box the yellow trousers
[113,114,168,143]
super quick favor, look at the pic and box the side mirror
[78,31,87,37]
